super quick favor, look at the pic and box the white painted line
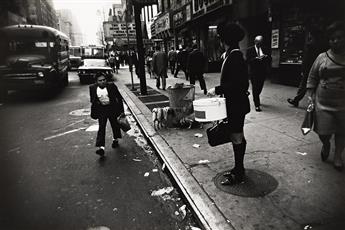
[44,127,86,140]
[86,124,99,132]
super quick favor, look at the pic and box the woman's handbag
[117,113,131,132]
[206,120,232,147]
[301,102,314,135]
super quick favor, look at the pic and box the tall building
[56,9,83,46]
[26,0,58,28]
[0,0,28,27]
[0,0,58,29]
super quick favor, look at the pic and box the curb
[117,82,234,230]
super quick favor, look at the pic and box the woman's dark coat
[215,49,250,117]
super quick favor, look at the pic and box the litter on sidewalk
[192,144,200,148]
[296,151,307,156]
[151,187,174,196]
[198,160,210,164]
[194,133,203,138]
[133,158,142,162]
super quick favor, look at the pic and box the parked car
[77,59,113,84]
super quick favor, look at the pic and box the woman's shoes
[321,143,330,162]
[221,169,245,185]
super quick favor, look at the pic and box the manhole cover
[69,109,90,116]
[214,169,278,197]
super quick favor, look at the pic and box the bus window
[7,40,50,55]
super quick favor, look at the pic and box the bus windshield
[70,47,81,57]
[4,39,54,56]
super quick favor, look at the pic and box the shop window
[280,25,304,64]
[207,25,223,62]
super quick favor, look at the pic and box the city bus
[69,46,82,69]
[81,45,106,59]
[0,24,70,100]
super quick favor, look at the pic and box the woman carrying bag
[306,21,345,171]
[207,23,250,185]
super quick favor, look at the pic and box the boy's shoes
[96,148,105,156]
[255,106,262,112]
[112,139,119,148]
[287,98,299,107]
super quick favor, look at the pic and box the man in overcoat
[152,45,168,90]
[246,35,271,112]
[89,72,124,157]
[187,44,207,94]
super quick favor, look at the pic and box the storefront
[172,2,192,50]
[188,0,234,72]
[152,12,173,52]
[270,0,344,86]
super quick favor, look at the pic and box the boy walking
[89,73,124,157]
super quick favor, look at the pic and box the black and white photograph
[0,0,344,229]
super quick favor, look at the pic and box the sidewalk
[115,67,345,230]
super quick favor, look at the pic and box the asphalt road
[0,72,197,230]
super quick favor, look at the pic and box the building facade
[27,0,58,29]
[103,0,157,51]
[57,9,83,46]
[0,0,58,29]
[152,0,345,81]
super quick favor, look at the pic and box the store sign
[173,4,191,27]
[103,21,137,43]
[131,0,157,5]
[155,13,170,34]
[271,29,279,49]
[192,0,232,15]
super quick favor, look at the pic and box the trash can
[167,83,195,115]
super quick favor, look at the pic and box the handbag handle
[306,102,314,112]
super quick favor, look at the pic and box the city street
[0,72,198,230]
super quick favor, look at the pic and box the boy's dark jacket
[89,83,124,119]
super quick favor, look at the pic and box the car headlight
[37,72,44,77]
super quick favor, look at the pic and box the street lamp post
[125,8,135,91]
[133,3,147,95]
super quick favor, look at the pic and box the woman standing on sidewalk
[207,23,250,185]
[307,21,345,171]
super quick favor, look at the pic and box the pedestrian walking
[130,50,139,77]
[174,45,189,80]
[287,29,328,107]
[89,72,124,157]
[168,47,177,75]
[207,23,250,185]
[115,52,120,74]
[152,45,168,90]
[108,54,115,72]
[145,51,153,78]
[246,35,271,112]
[307,21,345,171]
[187,44,207,94]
